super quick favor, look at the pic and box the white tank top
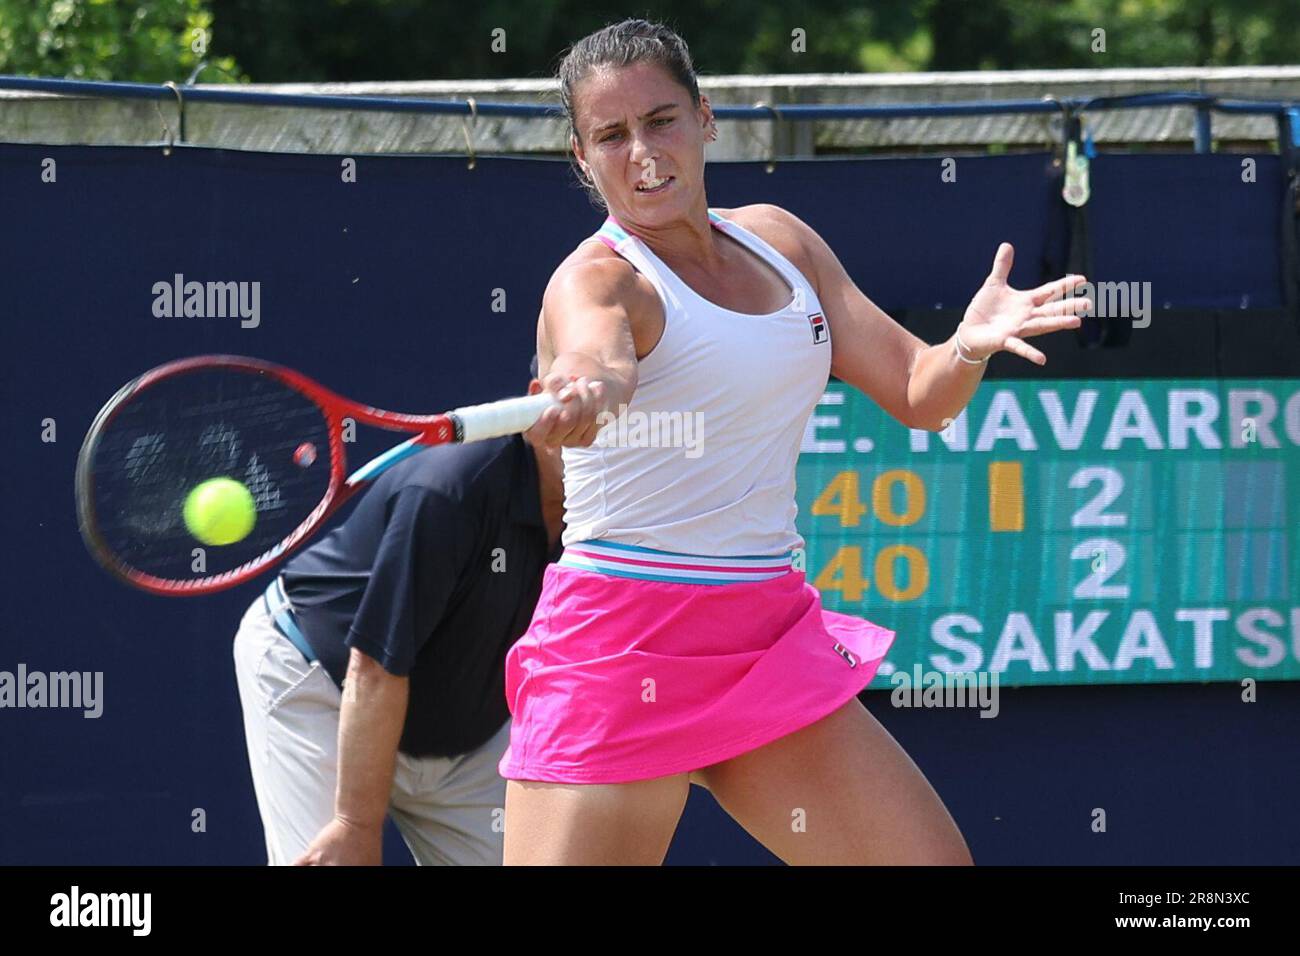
[560,209,833,557]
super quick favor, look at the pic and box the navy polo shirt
[279,434,560,758]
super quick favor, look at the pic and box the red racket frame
[76,355,458,596]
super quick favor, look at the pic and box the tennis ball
[183,477,256,546]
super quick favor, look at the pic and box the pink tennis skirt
[498,540,896,784]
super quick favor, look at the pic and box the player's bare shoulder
[537,237,664,361]
[550,236,637,290]
[714,203,820,282]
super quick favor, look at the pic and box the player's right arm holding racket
[530,250,656,447]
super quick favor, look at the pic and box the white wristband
[954,327,989,365]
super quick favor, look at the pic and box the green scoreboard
[795,379,1300,687]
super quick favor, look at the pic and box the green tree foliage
[0,0,244,81]
[200,0,930,81]
[1,0,1294,83]
[946,0,1300,70]
[208,0,1300,81]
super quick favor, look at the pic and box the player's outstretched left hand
[956,243,1093,366]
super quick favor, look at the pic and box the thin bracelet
[954,327,989,365]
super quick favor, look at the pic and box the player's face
[572,61,711,226]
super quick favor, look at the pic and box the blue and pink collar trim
[593,210,727,250]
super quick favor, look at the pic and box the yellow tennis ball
[183,477,256,546]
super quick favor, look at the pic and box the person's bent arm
[294,482,475,867]
[335,649,409,832]
[294,648,408,865]
[531,257,644,447]
[789,209,980,432]
[770,206,1087,431]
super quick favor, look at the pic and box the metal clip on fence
[753,101,781,174]
[461,96,477,170]
[1040,94,1071,169]
[156,80,185,156]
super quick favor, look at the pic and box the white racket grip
[449,392,560,443]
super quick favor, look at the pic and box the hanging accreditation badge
[1063,136,1091,207]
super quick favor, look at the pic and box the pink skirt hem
[498,564,895,785]
[500,666,883,784]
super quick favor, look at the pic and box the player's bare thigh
[694,697,973,865]
[503,772,692,865]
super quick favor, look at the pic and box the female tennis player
[502,18,1091,865]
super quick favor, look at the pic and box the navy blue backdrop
[1,142,1297,864]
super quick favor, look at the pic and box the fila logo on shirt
[808,312,828,344]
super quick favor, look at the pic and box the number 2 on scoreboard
[1069,467,1127,527]
[1069,467,1131,600]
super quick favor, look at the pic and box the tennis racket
[76,355,557,596]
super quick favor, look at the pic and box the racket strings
[83,369,333,583]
